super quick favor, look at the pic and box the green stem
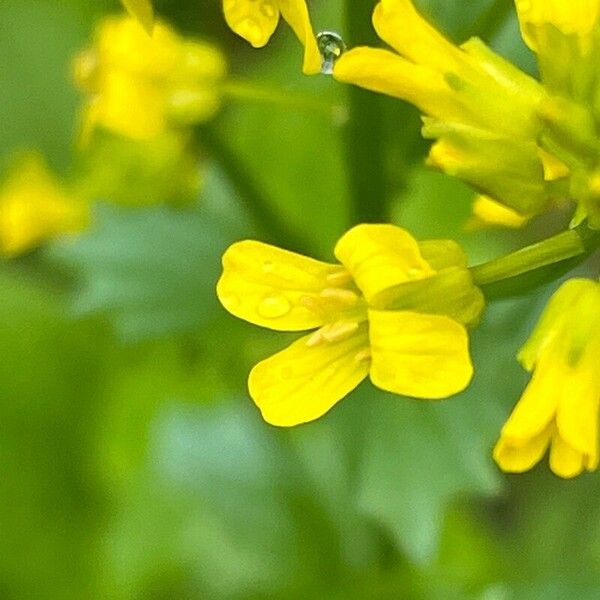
[195,123,310,253]
[222,80,342,119]
[343,0,389,224]
[471,224,600,298]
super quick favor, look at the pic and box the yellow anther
[326,269,353,286]
[353,348,371,364]
[321,321,360,343]
[319,287,360,306]
[305,330,325,347]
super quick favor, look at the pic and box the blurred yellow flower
[74,15,227,141]
[222,0,321,74]
[0,153,87,257]
[120,0,154,33]
[217,224,483,426]
[494,278,600,478]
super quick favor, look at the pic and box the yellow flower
[217,224,483,426]
[494,278,600,478]
[222,0,321,74]
[0,153,88,257]
[120,0,154,33]
[332,0,583,226]
[74,15,227,141]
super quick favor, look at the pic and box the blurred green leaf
[357,388,502,564]
[49,200,237,342]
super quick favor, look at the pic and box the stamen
[353,349,371,364]
[305,330,324,347]
[326,270,353,286]
[321,321,359,343]
[320,287,360,306]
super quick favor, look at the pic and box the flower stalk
[470,223,600,299]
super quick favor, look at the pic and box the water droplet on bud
[317,31,346,75]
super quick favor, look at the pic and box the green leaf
[357,389,502,564]
[49,199,237,342]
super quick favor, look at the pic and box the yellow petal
[518,278,600,371]
[334,224,435,304]
[368,310,473,399]
[549,432,585,479]
[467,195,531,230]
[372,0,464,71]
[217,240,361,331]
[222,0,280,48]
[417,239,468,271]
[555,348,600,463]
[334,47,462,121]
[248,324,370,426]
[538,148,570,181]
[91,72,167,139]
[514,0,600,51]
[278,0,321,75]
[121,0,154,34]
[499,353,561,442]
[493,425,552,473]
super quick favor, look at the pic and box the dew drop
[258,293,292,318]
[316,31,346,75]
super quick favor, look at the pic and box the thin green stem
[195,123,310,253]
[343,0,389,225]
[471,224,600,298]
[222,80,342,119]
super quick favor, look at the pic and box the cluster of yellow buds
[74,14,227,140]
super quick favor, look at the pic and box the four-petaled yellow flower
[222,0,321,74]
[0,153,88,257]
[74,15,227,141]
[494,278,600,478]
[217,224,484,426]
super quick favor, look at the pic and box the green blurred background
[1,0,599,598]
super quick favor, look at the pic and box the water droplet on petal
[316,31,346,75]
[258,293,292,318]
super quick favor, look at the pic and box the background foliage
[1,0,599,598]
